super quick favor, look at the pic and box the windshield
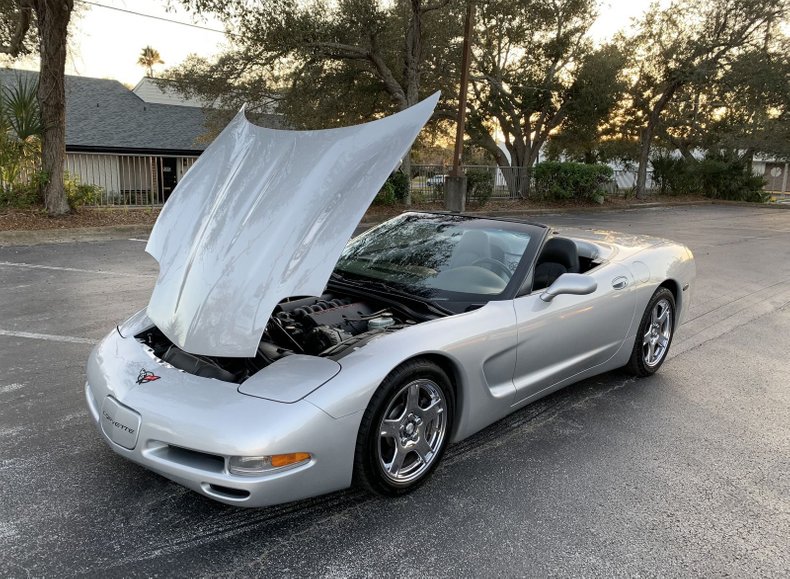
[334,213,543,301]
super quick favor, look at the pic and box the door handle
[611,276,628,290]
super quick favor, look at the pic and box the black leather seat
[533,237,579,290]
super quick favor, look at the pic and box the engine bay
[135,291,417,383]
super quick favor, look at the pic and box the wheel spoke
[413,437,434,463]
[657,335,669,350]
[419,399,443,423]
[651,307,659,324]
[386,446,406,475]
[380,418,400,439]
[643,329,652,346]
[658,306,669,325]
[405,383,420,412]
[647,341,655,363]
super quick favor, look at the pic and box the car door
[511,263,636,404]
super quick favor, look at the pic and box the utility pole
[445,1,474,213]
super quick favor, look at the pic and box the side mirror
[540,273,597,302]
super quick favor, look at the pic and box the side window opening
[530,237,604,292]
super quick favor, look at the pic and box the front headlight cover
[117,308,154,338]
[229,453,311,476]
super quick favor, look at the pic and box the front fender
[306,300,520,443]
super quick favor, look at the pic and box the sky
[9,0,656,86]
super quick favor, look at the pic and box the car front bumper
[85,329,361,507]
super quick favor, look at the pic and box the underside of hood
[145,93,440,357]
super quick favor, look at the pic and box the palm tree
[137,46,165,77]
[0,77,43,193]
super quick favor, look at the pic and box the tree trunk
[636,84,679,199]
[492,148,521,199]
[741,148,754,172]
[496,162,518,198]
[635,125,652,199]
[518,141,544,199]
[520,166,533,198]
[401,155,412,204]
[36,0,73,216]
[400,1,424,206]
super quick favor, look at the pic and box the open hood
[145,93,439,357]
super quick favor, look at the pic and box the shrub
[533,162,613,201]
[64,173,102,208]
[387,171,410,202]
[0,169,46,208]
[650,154,766,201]
[697,155,765,201]
[651,154,701,196]
[466,168,494,206]
[0,181,40,208]
[374,180,397,205]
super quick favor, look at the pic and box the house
[753,156,789,195]
[132,77,211,108]
[0,69,282,205]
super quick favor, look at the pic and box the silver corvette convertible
[86,95,695,507]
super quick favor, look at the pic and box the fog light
[229,453,311,476]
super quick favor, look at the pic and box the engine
[136,292,405,383]
[269,294,396,355]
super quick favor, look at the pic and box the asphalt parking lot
[1,204,788,577]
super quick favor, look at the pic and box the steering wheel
[471,257,512,281]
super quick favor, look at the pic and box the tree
[137,45,164,77]
[545,44,628,164]
[169,0,462,203]
[705,36,790,161]
[0,75,42,193]
[621,0,787,198]
[1,0,74,215]
[465,0,623,196]
[649,35,789,165]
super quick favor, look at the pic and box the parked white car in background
[426,173,448,186]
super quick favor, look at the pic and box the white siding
[65,153,120,204]
[132,78,208,108]
[65,152,200,205]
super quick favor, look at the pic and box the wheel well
[400,353,462,435]
[659,279,681,318]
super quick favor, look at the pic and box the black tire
[354,359,454,496]
[626,287,676,377]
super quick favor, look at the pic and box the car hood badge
[136,368,161,385]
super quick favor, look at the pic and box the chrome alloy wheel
[377,379,448,485]
[643,298,673,367]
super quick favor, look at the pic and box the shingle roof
[0,69,282,154]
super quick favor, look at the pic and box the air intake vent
[206,484,251,500]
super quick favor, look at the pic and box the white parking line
[0,261,152,278]
[0,329,96,345]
